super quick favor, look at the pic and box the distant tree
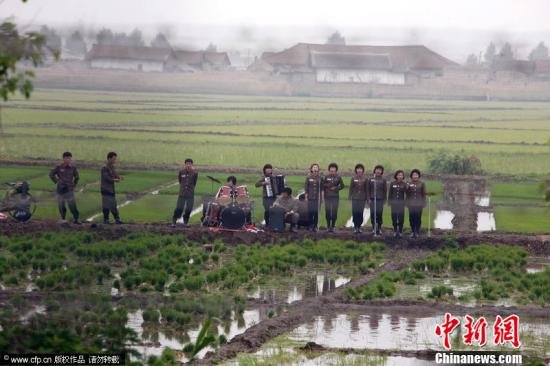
[151,32,170,49]
[498,42,514,60]
[528,42,549,61]
[40,25,62,55]
[0,20,52,134]
[465,53,479,67]
[205,43,217,52]
[127,28,144,47]
[65,30,87,55]
[326,31,346,45]
[96,28,114,45]
[484,42,496,64]
[428,153,483,175]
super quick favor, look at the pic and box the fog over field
[3,0,550,61]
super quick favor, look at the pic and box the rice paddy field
[0,88,548,232]
[0,88,549,176]
[1,88,549,365]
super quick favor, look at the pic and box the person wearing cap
[49,151,80,224]
[406,169,426,238]
[172,158,198,228]
[368,165,387,236]
[272,187,299,232]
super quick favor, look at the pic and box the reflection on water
[248,273,351,304]
[127,308,268,362]
[474,193,490,207]
[477,212,496,231]
[19,305,46,324]
[526,257,550,274]
[288,310,550,353]
[434,210,454,230]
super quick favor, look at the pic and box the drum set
[202,183,253,229]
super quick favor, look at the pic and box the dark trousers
[101,194,120,221]
[325,197,339,228]
[173,195,194,224]
[409,206,423,233]
[390,202,405,232]
[262,197,276,225]
[369,198,384,229]
[307,199,319,228]
[57,191,79,220]
[351,199,366,228]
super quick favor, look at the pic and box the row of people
[49,153,426,237]
[257,163,426,238]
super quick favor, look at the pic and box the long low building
[258,43,457,85]
[86,44,231,72]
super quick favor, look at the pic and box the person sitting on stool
[272,187,299,232]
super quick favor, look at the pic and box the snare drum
[215,185,233,206]
[235,185,249,205]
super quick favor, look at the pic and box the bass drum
[220,205,246,229]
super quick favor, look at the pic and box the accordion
[264,175,285,198]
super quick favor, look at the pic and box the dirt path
[1,220,549,254]
[193,249,550,365]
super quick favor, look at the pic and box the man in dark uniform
[304,163,322,231]
[406,169,426,238]
[348,163,368,234]
[49,151,81,224]
[388,170,407,238]
[323,163,345,233]
[368,165,387,236]
[101,151,124,224]
[172,158,198,228]
[255,163,275,226]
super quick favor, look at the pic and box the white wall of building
[90,59,164,72]
[316,68,405,85]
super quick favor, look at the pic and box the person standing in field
[388,170,407,238]
[304,163,322,232]
[49,151,81,224]
[172,158,198,228]
[406,169,426,238]
[323,162,345,233]
[255,163,275,227]
[348,163,368,234]
[101,151,124,224]
[368,165,387,236]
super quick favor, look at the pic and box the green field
[0,165,446,229]
[1,89,550,176]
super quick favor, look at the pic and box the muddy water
[526,256,550,274]
[396,276,477,301]
[247,272,351,304]
[127,308,269,362]
[434,210,454,230]
[477,212,496,232]
[287,310,550,353]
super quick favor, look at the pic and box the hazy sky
[3,0,550,31]
[3,0,550,61]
